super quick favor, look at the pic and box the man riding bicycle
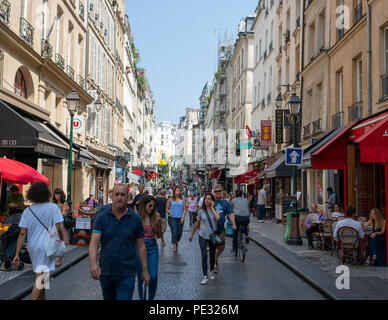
[230,189,250,256]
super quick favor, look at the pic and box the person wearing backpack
[13,182,66,300]
[189,193,220,285]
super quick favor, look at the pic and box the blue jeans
[136,239,159,300]
[168,217,183,244]
[258,205,265,220]
[100,275,136,300]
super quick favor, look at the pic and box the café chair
[337,226,359,266]
[318,219,334,252]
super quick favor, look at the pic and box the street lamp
[94,97,102,112]
[65,89,80,209]
[275,92,283,108]
[287,93,303,246]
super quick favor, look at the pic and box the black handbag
[63,214,74,229]
[203,209,224,247]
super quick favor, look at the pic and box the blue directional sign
[285,147,303,166]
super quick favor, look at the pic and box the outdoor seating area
[310,216,385,267]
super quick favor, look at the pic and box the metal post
[287,115,303,245]
[67,112,74,208]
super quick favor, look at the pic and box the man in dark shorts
[89,184,150,300]
[155,189,168,246]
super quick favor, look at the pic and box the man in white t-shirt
[333,206,364,240]
[257,185,267,223]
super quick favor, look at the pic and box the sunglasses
[214,190,222,193]
[147,204,156,208]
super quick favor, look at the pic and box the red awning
[354,115,388,163]
[234,170,259,184]
[312,123,357,169]
[312,111,388,169]
[247,170,266,182]
[0,158,49,185]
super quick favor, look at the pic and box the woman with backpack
[189,193,220,285]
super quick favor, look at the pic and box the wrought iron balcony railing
[348,101,362,123]
[354,3,362,24]
[67,65,75,80]
[41,39,53,59]
[332,111,343,129]
[20,17,34,46]
[79,1,85,18]
[303,124,311,137]
[0,0,11,25]
[56,53,65,70]
[312,118,321,133]
[77,74,85,89]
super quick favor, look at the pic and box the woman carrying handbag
[189,193,220,285]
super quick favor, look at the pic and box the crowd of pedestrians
[9,179,386,300]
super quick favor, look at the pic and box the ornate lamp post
[287,93,303,245]
[65,89,80,209]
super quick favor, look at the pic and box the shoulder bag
[203,209,224,247]
[29,207,66,258]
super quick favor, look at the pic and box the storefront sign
[76,217,91,230]
[283,110,292,127]
[73,117,84,133]
[260,120,272,147]
[276,110,283,144]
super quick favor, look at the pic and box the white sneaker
[200,276,209,285]
[259,220,265,223]
[210,272,216,280]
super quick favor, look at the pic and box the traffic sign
[238,142,252,149]
[285,147,303,166]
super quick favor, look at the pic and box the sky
[125,0,258,125]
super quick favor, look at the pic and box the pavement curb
[0,247,89,300]
[248,235,339,300]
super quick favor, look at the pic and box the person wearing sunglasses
[213,185,237,273]
[135,196,163,300]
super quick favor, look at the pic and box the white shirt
[257,189,267,205]
[331,211,344,219]
[19,203,64,272]
[333,218,364,239]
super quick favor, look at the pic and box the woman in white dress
[13,182,65,300]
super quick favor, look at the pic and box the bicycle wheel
[239,232,246,263]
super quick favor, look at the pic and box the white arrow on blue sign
[285,147,303,166]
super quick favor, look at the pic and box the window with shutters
[113,112,117,145]
[86,105,97,137]
[104,105,110,144]
[102,53,105,92]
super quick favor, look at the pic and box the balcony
[77,74,85,89]
[20,17,34,46]
[41,39,53,59]
[382,74,388,100]
[303,124,311,138]
[0,0,10,24]
[354,3,362,24]
[348,101,362,123]
[55,53,65,70]
[79,1,85,18]
[66,65,75,80]
[332,112,343,129]
[312,119,321,134]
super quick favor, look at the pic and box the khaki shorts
[215,230,226,253]
[161,218,167,233]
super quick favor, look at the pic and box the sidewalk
[248,218,388,300]
[0,245,89,300]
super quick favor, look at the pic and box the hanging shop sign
[260,120,272,147]
[276,110,283,144]
[73,116,84,133]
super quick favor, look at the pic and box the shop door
[334,170,345,207]
[375,164,386,215]
[354,148,374,217]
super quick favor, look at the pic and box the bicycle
[237,224,249,263]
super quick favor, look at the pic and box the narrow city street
[42,219,325,300]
